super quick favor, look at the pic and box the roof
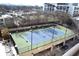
[1,14,12,18]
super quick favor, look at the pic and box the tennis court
[11,25,74,54]
[22,28,64,45]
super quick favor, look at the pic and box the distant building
[32,6,43,12]
[0,5,43,13]
[18,6,43,12]
[68,3,79,16]
[0,14,14,27]
[56,3,69,12]
[44,3,56,12]
[44,3,69,12]
[44,3,79,16]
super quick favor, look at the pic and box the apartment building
[68,3,79,16]
[44,3,79,16]
[0,14,14,27]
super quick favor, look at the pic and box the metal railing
[18,32,77,54]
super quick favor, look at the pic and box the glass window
[57,3,69,5]
[72,3,78,6]
[0,19,3,22]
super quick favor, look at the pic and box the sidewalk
[0,42,6,56]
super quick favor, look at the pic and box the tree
[55,11,72,25]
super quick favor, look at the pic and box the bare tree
[54,11,71,25]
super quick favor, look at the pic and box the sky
[0,0,79,6]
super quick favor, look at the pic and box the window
[0,19,3,22]
[72,3,78,6]
[0,22,3,25]
[56,6,60,9]
[57,3,69,5]
[60,6,62,10]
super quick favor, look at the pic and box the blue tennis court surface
[22,28,65,45]
[11,26,75,53]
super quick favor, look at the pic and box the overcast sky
[0,0,79,6]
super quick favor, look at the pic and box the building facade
[0,14,15,27]
[56,3,69,12]
[44,3,69,12]
[68,3,79,16]
[44,3,56,12]
[44,3,79,16]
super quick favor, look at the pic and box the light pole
[31,29,33,50]
[63,24,67,46]
[50,24,56,55]
[52,24,56,42]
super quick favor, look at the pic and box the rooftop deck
[11,25,76,56]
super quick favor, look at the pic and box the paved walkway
[0,41,17,56]
[4,41,17,56]
[0,42,6,56]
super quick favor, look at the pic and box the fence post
[50,45,56,56]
